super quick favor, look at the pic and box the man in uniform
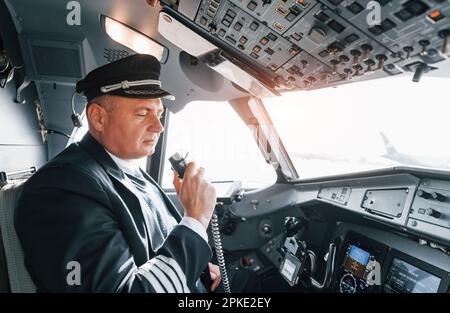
[15,54,222,292]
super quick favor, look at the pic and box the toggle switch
[419,40,430,56]
[361,44,373,61]
[417,189,432,199]
[353,64,363,76]
[350,49,361,65]
[301,60,308,69]
[438,29,450,55]
[339,55,350,64]
[426,208,441,219]
[330,59,339,71]
[307,76,317,86]
[364,59,375,72]
[403,46,414,60]
[327,42,344,55]
[412,62,431,83]
[343,68,353,80]
[376,54,387,70]
[431,192,446,202]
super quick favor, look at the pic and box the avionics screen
[384,258,441,293]
[344,245,371,279]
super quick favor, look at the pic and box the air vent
[103,48,130,63]
[31,46,81,78]
[25,38,84,81]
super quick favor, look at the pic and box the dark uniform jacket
[15,133,212,292]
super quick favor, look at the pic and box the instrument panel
[170,0,450,92]
[333,228,450,293]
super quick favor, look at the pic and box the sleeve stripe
[153,259,183,292]
[153,261,182,293]
[149,263,176,293]
[139,268,165,293]
[156,255,190,293]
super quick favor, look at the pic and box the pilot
[15,54,257,293]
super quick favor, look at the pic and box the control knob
[417,189,432,199]
[426,208,441,219]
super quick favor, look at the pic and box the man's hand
[208,262,221,292]
[173,162,216,229]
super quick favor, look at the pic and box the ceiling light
[103,16,167,63]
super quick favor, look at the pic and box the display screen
[344,245,371,279]
[384,258,441,293]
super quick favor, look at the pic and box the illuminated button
[252,45,262,53]
[250,52,259,59]
[273,22,285,31]
[239,36,248,44]
[259,37,269,45]
[289,45,300,55]
[276,5,288,16]
[427,10,445,23]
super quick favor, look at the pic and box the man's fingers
[209,263,222,292]
[172,171,181,195]
[211,274,221,292]
[183,162,198,179]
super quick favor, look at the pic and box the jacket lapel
[79,133,137,196]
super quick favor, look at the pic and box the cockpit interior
[1,0,450,294]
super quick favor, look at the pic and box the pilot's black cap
[76,54,175,103]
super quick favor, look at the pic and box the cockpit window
[161,100,276,189]
[264,76,450,179]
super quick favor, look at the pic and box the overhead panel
[170,0,450,93]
